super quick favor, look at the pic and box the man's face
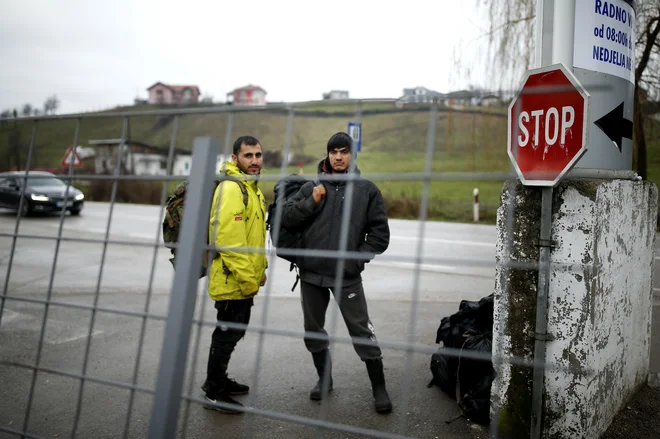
[328,146,351,173]
[233,143,263,175]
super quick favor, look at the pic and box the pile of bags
[428,294,495,425]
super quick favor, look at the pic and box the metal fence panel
[0,94,632,439]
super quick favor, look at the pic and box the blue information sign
[348,122,362,152]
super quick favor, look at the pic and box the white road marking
[35,223,159,241]
[81,211,159,222]
[37,223,108,235]
[128,232,159,240]
[370,261,457,273]
[1,309,25,324]
[2,311,104,345]
[86,227,110,234]
[390,235,494,247]
[48,329,103,345]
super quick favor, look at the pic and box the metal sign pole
[530,0,572,437]
[348,100,362,168]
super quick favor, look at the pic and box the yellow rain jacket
[208,162,268,301]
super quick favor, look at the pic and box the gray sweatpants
[300,280,382,360]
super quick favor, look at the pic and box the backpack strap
[289,262,300,292]
[455,336,472,411]
[312,178,327,211]
[235,180,249,208]
[440,336,471,425]
[207,180,248,260]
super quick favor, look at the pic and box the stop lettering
[517,106,575,148]
[507,64,590,186]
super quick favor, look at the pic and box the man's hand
[261,274,267,286]
[312,185,326,204]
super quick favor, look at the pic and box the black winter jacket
[281,159,390,287]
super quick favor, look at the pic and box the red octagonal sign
[508,64,590,186]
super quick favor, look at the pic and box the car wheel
[19,200,30,217]
[70,207,81,216]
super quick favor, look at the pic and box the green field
[2,100,658,224]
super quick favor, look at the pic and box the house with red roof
[226,85,267,106]
[147,82,201,105]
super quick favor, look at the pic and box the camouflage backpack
[162,178,248,278]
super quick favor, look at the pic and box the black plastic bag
[458,333,493,384]
[436,294,494,346]
[429,348,457,397]
[430,294,495,426]
[456,333,494,425]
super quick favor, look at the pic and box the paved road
[0,202,656,439]
[0,202,495,439]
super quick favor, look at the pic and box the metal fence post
[530,186,553,439]
[148,136,219,439]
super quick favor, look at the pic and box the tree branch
[481,15,535,40]
[635,15,660,84]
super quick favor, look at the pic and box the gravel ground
[601,303,659,439]
[600,386,660,438]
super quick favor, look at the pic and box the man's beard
[239,164,261,178]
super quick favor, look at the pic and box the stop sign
[508,64,590,186]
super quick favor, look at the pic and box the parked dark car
[0,171,84,216]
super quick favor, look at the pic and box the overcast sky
[1,0,492,115]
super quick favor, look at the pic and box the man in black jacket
[281,132,392,413]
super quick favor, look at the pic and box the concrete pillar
[492,179,658,438]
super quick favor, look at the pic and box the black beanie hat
[327,132,353,154]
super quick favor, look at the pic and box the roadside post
[473,188,480,222]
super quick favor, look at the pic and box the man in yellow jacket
[203,135,268,414]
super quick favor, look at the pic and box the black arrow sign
[594,102,633,153]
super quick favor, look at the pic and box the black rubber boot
[365,359,392,414]
[310,349,333,400]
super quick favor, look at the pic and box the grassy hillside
[4,101,659,224]
[0,101,525,223]
[642,116,660,183]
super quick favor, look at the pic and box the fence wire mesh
[0,92,628,439]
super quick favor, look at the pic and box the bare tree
[0,110,10,119]
[634,1,660,179]
[474,0,660,179]
[22,103,32,117]
[636,1,660,97]
[454,0,536,94]
[44,94,60,115]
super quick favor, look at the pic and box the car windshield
[24,177,67,187]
